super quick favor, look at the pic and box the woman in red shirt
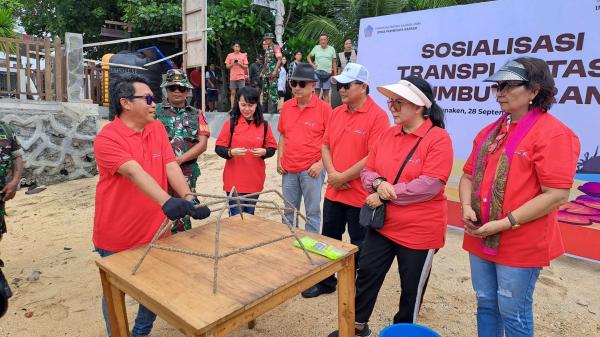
[459,58,580,337]
[327,76,453,337]
[215,86,277,215]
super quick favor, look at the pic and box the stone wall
[0,100,99,185]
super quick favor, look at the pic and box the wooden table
[96,214,358,337]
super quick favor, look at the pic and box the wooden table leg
[337,254,356,337]
[100,269,130,337]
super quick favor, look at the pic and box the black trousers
[355,228,435,324]
[319,198,366,291]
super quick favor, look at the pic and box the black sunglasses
[167,86,188,93]
[127,95,160,105]
[336,81,363,91]
[490,81,527,94]
[289,80,307,88]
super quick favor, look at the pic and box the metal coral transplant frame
[130,188,314,294]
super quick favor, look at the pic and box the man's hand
[189,204,211,220]
[1,181,18,201]
[376,181,397,200]
[277,158,287,175]
[327,171,347,189]
[230,148,248,156]
[307,161,323,178]
[250,148,267,157]
[161,197,191,220]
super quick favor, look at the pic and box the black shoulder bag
[359,126,433,229]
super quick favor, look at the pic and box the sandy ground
[0,137,599,337]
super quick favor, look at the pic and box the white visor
[377,80,432,108]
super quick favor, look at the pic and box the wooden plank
[181,0,187,70]
[54,37,64,102]
[96,215,357,335]
[100,269,130,337]
[35,43,42,99]
[15,42,21,98]
[43,38,52,100]
[4,44,11,95]
[25,42,31,96]
[212,257,346,337]
[337,254,356,337]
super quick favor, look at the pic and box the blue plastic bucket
[379,323,441,337]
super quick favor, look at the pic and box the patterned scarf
[471,108,543,255]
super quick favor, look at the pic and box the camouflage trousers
[168,163,200,234]
[261,76,279,114]
[0,201,5,240]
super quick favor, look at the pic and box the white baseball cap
[333,63,370,84]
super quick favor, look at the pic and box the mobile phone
[234,59,239,63]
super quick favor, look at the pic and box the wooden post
[15,41,21,99]
[54,37,64,102]
[4,43,11,95]
[25,42,31,97]
[44,38,53,100]
[99,269,130,337]
[35,43,42,99]
[181,0,187,70]
[337,254,356,337]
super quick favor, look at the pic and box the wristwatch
[507,212,520,229]
[372,177,386,191]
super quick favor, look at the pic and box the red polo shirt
[324,96,390,207]
[216,118,278,193]
[278,95,332,172]
[93,117,176,252]
[463,112,580,267]
[365,119,454,249]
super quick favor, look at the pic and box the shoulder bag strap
[392,126,434,184]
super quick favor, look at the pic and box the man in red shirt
[301,63,390,298]
[277,63,332,233]
[94,74,210,337]
[225,43,249,111]
[189,67,202,109]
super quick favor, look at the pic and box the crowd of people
[187,32,356,114]
[0,31,580,337]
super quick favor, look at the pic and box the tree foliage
[119,0,181,35]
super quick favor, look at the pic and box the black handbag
[359,127,432,229]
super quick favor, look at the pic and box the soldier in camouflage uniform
[261,33,283,114]
[0,121,24,241]
[156,69,210,234]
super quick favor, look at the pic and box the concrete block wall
[0,100,99,185]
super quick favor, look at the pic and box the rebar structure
[131,188,315,293]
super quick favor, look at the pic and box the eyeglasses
[490,81,527,94]
[127,95,159,105]
[336,81,363,91]
[289,80,307,88]
[387,98,404,109]
[167,86,188,93]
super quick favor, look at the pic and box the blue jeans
[228,193,259,216]
[469,254,541,337]
[282,170,325,233]
[96,248,156,337]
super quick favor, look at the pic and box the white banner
[358,0,600,180]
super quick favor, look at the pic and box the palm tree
[297,0,489,51]
[0,8,18,53]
